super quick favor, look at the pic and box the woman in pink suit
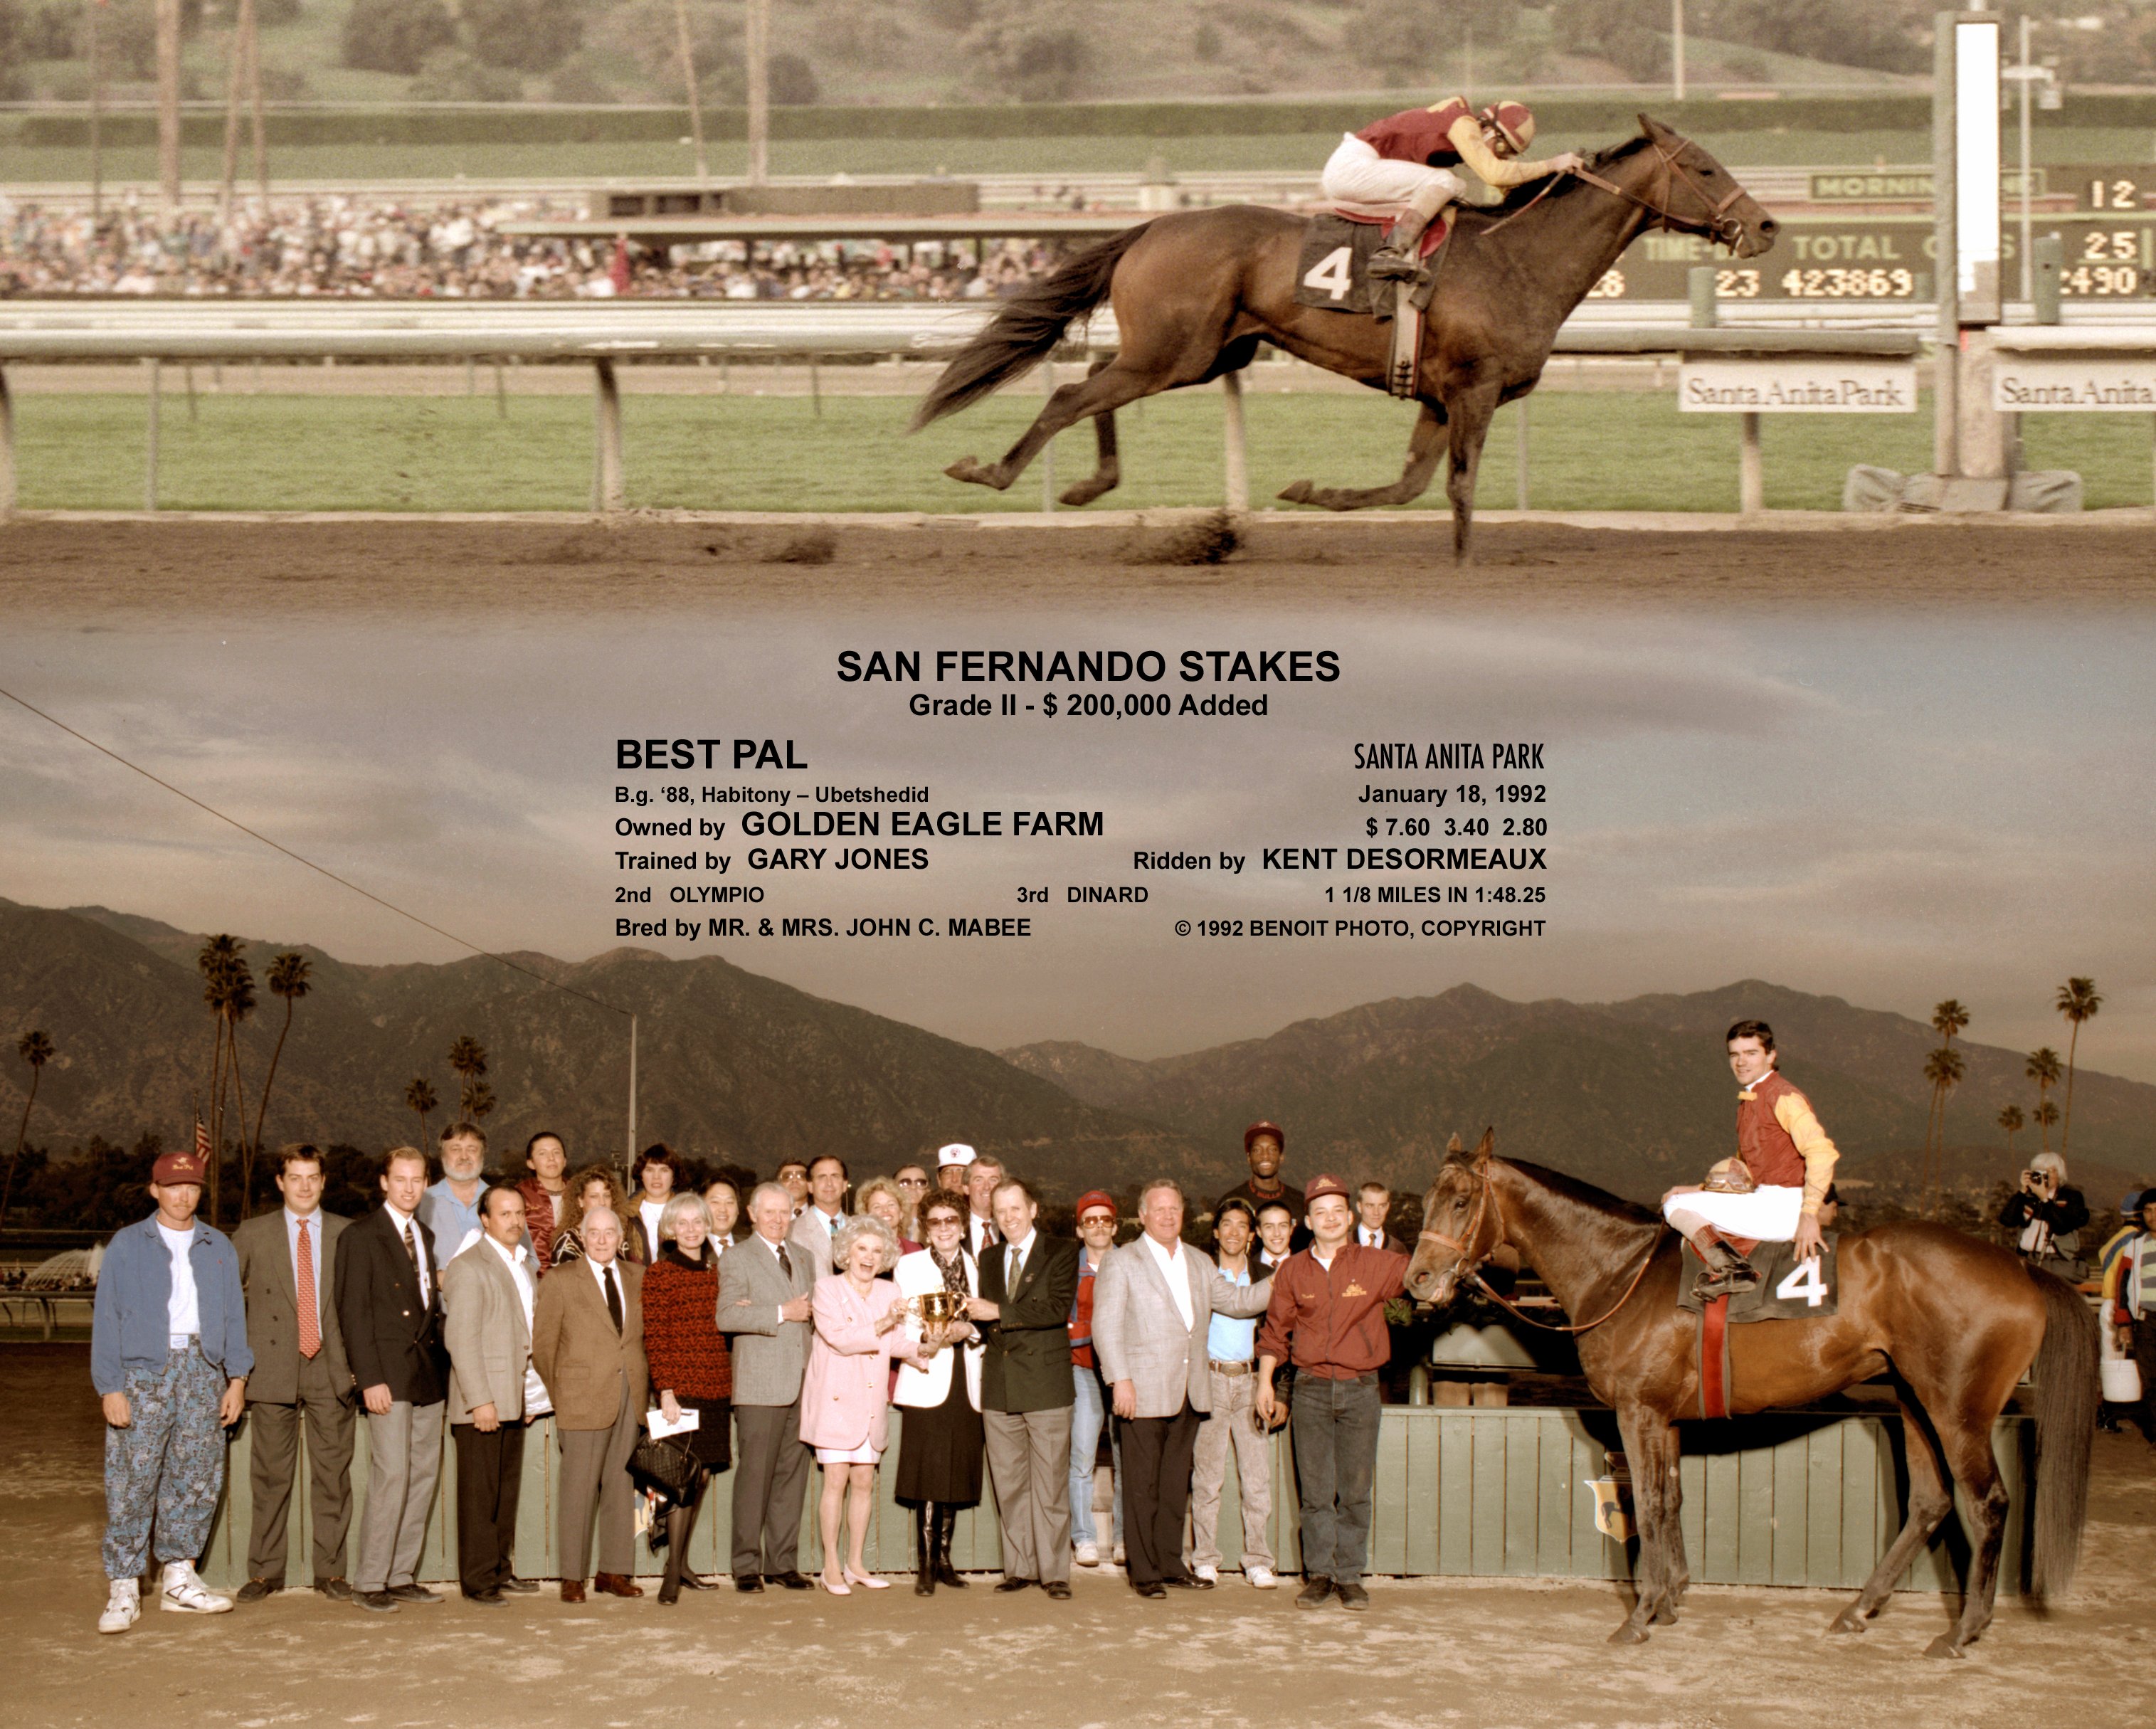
[801,1212,928,1594]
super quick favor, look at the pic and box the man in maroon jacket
[1254,1174,1409,1612]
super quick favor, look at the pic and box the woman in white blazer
[892,1192,985,1595]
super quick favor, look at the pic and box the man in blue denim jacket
[90,1146,253,1633]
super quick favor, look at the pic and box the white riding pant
[1663,1186,1803,1243]
[1319,134,1466,218]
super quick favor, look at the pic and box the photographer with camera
[1998,1150,2090,1276]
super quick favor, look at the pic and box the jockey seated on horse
[1661,1018,1839,1301]
[1319,97,1585,285]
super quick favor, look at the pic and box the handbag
[628,1430,703,1503]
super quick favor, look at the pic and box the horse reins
[1478,130,1748,249]
[1417,1164,1666,1336]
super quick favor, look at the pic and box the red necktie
[296,1218,322,1358]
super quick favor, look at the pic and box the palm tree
[0,1030,56,1231]
[197,934,253,1225]
[447,1035,488,1119]
[1997,1103,2024,1161]
[466,1079,497,1124]
[404,1077,438,1145]
[1920,1045,1966,1215]
[2025,1047,2063,1151]
[1921,1000,1971,1210]
[2054,977,2102,1158]
[243,951,312,1217]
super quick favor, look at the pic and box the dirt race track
[7,1345,2154,1729]
[4,512,2156,622]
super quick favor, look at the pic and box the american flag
[195,1118,213,1163]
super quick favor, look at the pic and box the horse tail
[2025,1260,2098,1600]
[909,222,1154,432]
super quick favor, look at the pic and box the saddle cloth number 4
[1773,1257,1830,1308]
[1302,245,1356,302]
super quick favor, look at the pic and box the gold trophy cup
[912,1289,961,1347]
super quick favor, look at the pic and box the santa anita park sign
[1992,359,2156,410]
[1678,361,1918,413]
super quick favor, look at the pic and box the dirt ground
[4,513,2156,623]
[6,1345,2152,1729]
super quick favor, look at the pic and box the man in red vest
[1661,1019,1839,1299]
[1318,97,1582,282]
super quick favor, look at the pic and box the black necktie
[776,1244,794,1282]
[603,1264,623,1333]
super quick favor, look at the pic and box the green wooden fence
[199,1405,2028,1593]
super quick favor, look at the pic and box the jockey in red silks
[1661,1018,1840,1301]
[1319,97,1584,282]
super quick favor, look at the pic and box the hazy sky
[3,601,2150,1077]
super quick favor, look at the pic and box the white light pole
[1672,0,1686,104]
[2002,17,2046,305]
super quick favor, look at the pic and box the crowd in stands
[0,192,1059,300]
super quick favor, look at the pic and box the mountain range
[3,896,2149,1207]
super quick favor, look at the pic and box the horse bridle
[1417,1157,1664,1336]
[1568,131,1750,250]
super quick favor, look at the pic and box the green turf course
[11,386,2152,513]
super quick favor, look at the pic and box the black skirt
[677,1395,733,1471]
[894,1369,984,1506]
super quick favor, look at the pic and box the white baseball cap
[936,1143,976,1168]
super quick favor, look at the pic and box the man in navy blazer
[334,1146,447,1613]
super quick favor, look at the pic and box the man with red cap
[90,1145,253,1634]
[1319,97,1583,285]
[1254,1173,1410,1612]
[1064,1188,1124,1567]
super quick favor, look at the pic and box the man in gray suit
[441,1185,546,1605]
[785,1155,849,1281]
[717,1180,816,1592]
[1092,1177,1272,1600]
[231,1144,356,1602]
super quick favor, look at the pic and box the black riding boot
[1368,211,1434,283]
[1690,1237,1759,1301]
[914,1504,936,1597]
[675,1476,712,1590]
[932,1503,967,1589]
[658,1507,689,1604]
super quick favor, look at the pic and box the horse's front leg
[1278,400,1444,512]
[1610,1405,1676,1644]
[1442,381,1503,565]
[1057,354,1124,507]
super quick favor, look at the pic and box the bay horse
[1406,1133,2097,1656]
[910,115,1777,561]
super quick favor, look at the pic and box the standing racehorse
[1406,1133,2097,1656]
[911,115,1776,561]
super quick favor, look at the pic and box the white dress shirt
[587,1252,625,1321]
[159,1222,200,1336]
[283,1207,324,1306]
[969,1213,998,1258]
[486,1234,551,1415]
[1359,1225,1389,1249]
[1142,1231,1196,1331]
[384,1201,430,1305]
[639,1198,667,1258]
[1002,1227,1036,1294]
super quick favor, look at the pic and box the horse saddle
[1293,211,1452,316]
[1676,1236,1839,1419]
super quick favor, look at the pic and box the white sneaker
[1074,1541,1099,1567]
[159,1561,234,1614]
[1194,1564,1219,1583]
[98,1578,140,1634]
[1246,1565,1278,1590]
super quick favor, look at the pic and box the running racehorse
[1406,1133,2097,1656]
[911,116,1776,561]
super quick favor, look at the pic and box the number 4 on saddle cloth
[1676,1236,1841,1419]
[1293,211,1453,317]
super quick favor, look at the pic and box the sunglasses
[1078,1213,1116,1228]
[897,1177,931,1189]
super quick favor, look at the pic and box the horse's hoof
[1607,1622,1650,1646]
[945,458,990,486]
[1649,1604,1678,1627]
[1277,480,1314,505]
[1827,1609,1867,1636]
[1059,482,1108,507]
[1924,1635,1965,1661]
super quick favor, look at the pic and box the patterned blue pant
[103,1346,226,1579]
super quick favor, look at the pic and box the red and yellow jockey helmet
[1480,100,1536,154]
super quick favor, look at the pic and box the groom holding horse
[1661,1019,1838,1301]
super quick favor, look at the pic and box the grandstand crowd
[0,192,1059,300]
